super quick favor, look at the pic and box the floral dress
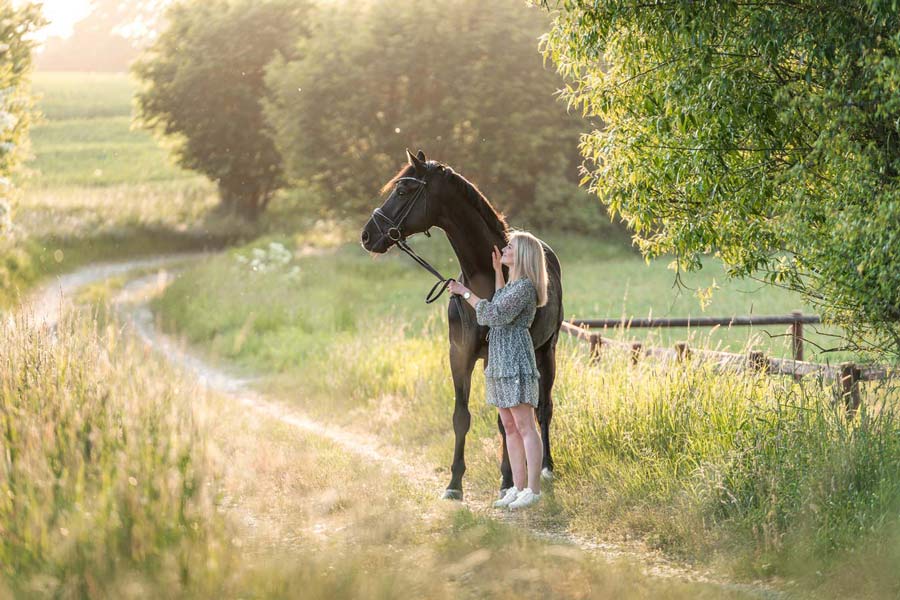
[475,277,540,409]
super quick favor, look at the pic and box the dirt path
[22,255,784,599]
[24,253,208,327]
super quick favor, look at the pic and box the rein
[371,176,457,304]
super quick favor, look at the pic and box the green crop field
[0,72,231,307]
[24,72,196,187]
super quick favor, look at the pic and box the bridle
[370,175,457,304]
[371,176,430,243]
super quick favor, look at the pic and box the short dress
[475,277,540,409]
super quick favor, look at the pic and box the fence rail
[560,314,897,415]
[570,314,822,328]
[571,309,815,362]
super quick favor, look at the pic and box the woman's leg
[510,404,543,494]
[498,407,526,490]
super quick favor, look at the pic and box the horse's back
[531,241,563,349]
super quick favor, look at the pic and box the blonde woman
[447,230,549,510]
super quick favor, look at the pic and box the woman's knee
[511,405,537,433]
[499,409,519,436]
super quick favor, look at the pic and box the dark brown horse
[361,150,563,500]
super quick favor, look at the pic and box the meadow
[153,223,853,366]
[151,224,900,595]
[6,68,900,598]
[0,72,246,308]
[25,72,196,187]
[5,303,763,598]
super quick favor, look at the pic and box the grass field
[0,72,242,307]
[30,72,134,120]
[24,72,195,187]
[14,71,846,362]
[3,296,758,598]
[149,225,900,593]
[152,222,850,365]
[7,68,900,596]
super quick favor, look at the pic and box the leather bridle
[370,175,458,304]
[371,176,430,243]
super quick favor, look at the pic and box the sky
[35,0,94,41]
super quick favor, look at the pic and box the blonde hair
[507,229,549,307]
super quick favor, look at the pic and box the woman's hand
[447,280,469,296]
[491,245,503,275]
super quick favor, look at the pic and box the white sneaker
[493,486,520,508]
[508,488,541,510]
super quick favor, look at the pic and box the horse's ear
[416,149,426,162]
[406,148,425,173]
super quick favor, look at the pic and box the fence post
[748,351,768,374]
[675,342,690,363]
[791,310,804,378]
[631,342,642,366]
[589,334,602,365]
[839,362,861,416]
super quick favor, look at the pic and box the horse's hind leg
[497,413,514,494]
[443,341,477,501]
[536,337,558,479]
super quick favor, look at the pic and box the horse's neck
[437,199,506,290]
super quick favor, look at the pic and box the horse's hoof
[442,488,463,501]
[541,468,554,481]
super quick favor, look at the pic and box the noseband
[370,176,457,304]
[371,176,431,243]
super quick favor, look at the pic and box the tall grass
[265,311,900,592]
[0,306,747,598]
[0,310,228,596]
[153,235,900,591]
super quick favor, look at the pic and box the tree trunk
[217,179,262,221]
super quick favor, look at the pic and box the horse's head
[361,149,444,254]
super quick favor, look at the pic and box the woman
[447,230,549,510]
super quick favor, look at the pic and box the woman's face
[500,239,517,268]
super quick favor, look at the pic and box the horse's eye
[397,189,406,196]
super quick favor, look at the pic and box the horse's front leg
[443,344,476,500]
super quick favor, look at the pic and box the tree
[264,0,611,233]
[0,1,45,234]
[132,0,307,220]
[540,0,900,355]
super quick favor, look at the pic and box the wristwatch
[463,291,471,300]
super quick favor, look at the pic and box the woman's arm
[492,245,505,291]
[462,290,482,309]
[474,280,531,327]
[447,280,530,327]
[495,269,505,292]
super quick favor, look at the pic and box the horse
[361,149,564,500]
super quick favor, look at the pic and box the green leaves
[263,0,604,231]
[0,1,44,227]
[132,0,309,220]
[541,0,900,356]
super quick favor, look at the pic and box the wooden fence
[561,312,897,415]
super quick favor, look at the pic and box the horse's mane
[381,161,509,240]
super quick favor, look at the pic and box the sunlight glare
[35,0,93,41]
